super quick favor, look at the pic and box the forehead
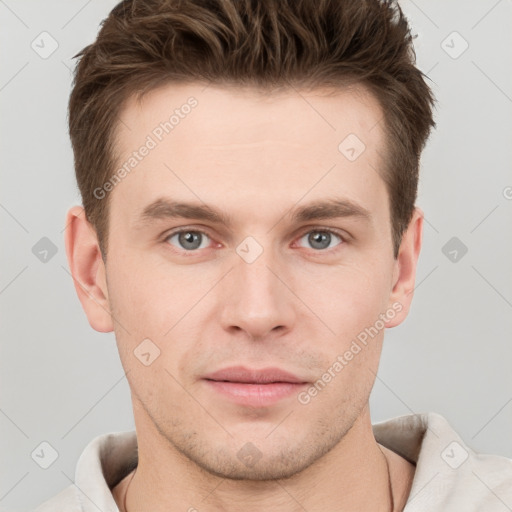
[110,82,389,227]
[117,81,384,149]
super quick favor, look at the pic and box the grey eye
[298,230,342,250]
[167,231,210,251]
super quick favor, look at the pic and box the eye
[163,227,346,254]
[165,229,212,251]
[296,229,344,251]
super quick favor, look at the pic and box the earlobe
[64,206,114,333]
[385,207,423,328]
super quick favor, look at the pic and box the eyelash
[162,226,347,255]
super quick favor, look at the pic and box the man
[34,0,512,510]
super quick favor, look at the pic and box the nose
[219,244,296,341]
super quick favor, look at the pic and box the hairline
[97,79,398,261]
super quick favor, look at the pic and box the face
[85,83,413,479]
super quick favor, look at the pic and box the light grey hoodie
[33,412,512,511]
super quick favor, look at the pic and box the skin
[65,82,422,511]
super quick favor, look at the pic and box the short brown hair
[68,0,436,259]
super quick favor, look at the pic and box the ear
[64,206,114,332]
[385,207,423,328]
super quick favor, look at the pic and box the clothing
[33,412,512,511]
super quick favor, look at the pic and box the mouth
[202,366,309,407]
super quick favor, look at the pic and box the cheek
[295,259,390,336]
[302,267,387,402]
[106,252,215,380]
[107,250,203,330]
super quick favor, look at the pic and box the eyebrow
[136,196,372,228]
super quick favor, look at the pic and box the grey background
[1,0,511,510]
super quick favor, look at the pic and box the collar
[72,412,512,511]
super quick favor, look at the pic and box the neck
[118,402,399,512]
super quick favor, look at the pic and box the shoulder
[408,412,512,510]
[31,429,137,512]
[32,485,80,511]
[374,411,512,510]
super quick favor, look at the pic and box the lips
[203,366,307,384]
[202,366,308,407]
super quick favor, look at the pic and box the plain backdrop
[1,0,511,510]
